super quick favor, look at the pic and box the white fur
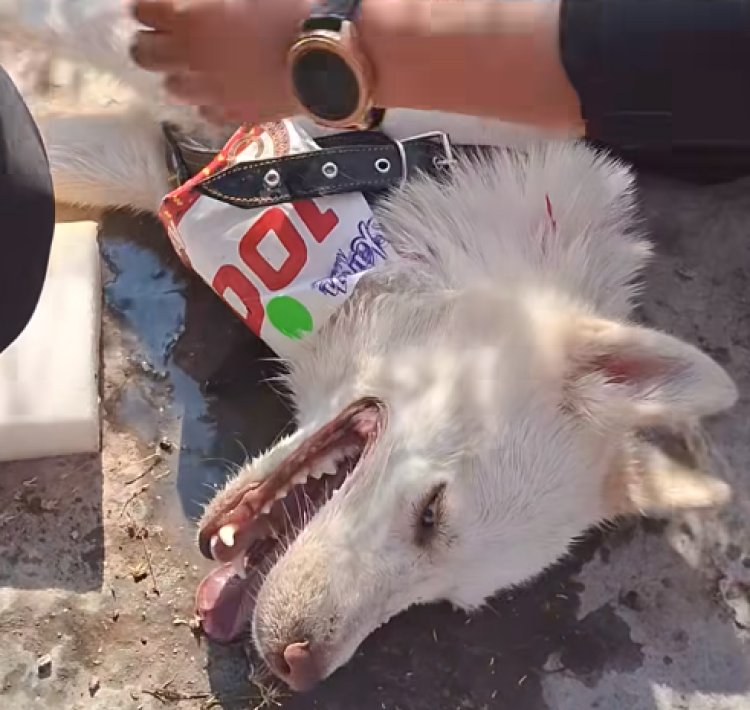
[2,1,738,690]
[204,149,736,686]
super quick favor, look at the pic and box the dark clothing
[561,0,750,182]
[0,66,55,354]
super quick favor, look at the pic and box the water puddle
[99,211,293,523]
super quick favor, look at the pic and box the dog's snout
[267,641,321,692]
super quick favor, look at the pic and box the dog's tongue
[196,564,253,643]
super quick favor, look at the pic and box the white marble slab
[0,221,101,461]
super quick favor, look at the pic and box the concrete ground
[1,53,750,710]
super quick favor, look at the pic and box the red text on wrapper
[211,199,340,334]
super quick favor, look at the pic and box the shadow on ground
[197,519,749,710]
[100,211,293,524]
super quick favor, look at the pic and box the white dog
[1,0,738,693]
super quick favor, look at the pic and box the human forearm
[359,0,583,129]
[131,0,583,130]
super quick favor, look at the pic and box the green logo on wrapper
[267,296,314,339]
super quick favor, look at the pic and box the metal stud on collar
[264,169,281,189]
[374,158,391,174]
[322,162,339,179]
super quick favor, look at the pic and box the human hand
[130,0,310,125]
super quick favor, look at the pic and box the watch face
[291,49,361,122]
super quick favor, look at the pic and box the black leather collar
[194,131,455,209]
[163,123,220,189]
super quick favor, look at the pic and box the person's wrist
[274,0,315,115]
[358,0,582,127]
[358,0,428,109]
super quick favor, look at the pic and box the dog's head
[195,144,737,690]
[195,285,736,691]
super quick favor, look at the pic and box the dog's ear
[563,319,737,428]
[604,441,732,516]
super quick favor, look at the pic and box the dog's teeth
[292,470,309,485]
[310,468,325,479]
[231,554,247,579]
[218,524,238,548]
[314,454,338,477]
[260,502,273,515]
[210,535,220,558]
[275,488,289,501]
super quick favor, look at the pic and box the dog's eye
[415,484,446,547]
[422,502,437,528]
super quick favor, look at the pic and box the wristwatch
[288,0,383,130]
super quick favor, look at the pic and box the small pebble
[158,437,174,453]
[88,677,100,697]
[37,654,52,678]
[619,589,644,612]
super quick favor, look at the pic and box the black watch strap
[303,0,362,30]
[196,132,452,209]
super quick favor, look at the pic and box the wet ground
[1,49,750,710]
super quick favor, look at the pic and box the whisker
[232,437,251,464]
[301,488,315,527]
[200,455,243,470]
[293,488,306,533]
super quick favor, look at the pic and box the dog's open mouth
[195,398,384,642]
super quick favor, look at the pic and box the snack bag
[159,120,393,357]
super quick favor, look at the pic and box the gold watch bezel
[287,21,376,131]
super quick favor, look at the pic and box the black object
[163,123,219,188]
[197,131,453,208]
[297,0,366,125]
[0,65,55,354]
[291,49,361,124]
[561,0,750,183]
[290,0,384,130]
